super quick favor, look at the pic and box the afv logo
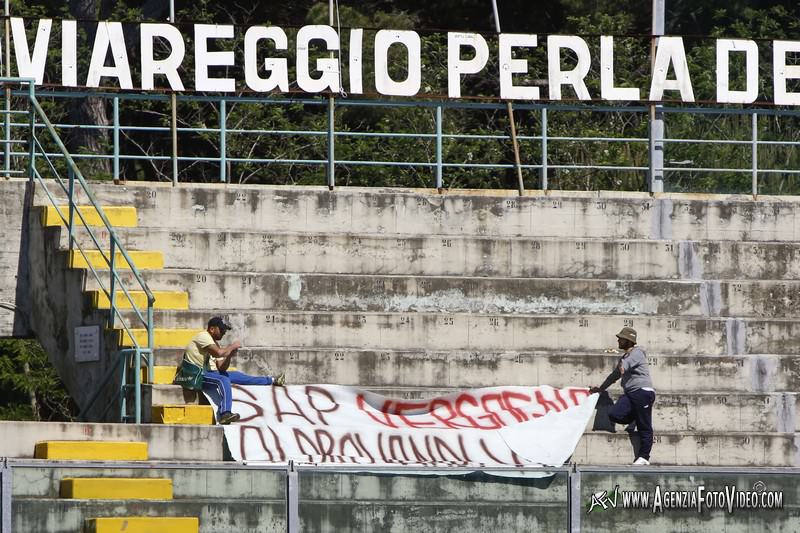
[587,485,620,513]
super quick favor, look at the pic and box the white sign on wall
[6,17,800,105]
[74,325,100,362]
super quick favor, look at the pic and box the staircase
[25,183,800,466]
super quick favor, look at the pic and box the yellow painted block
[152,405,215,425]
[34,441,148,461]
[90,290,189,310]
[86,517,198,533]
[142,365,179,385]
[119,328,198,348]
[42,205,138,228]
[60,477,173,500]
[69,250,164,270]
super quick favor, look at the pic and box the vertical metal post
[286,462,299,533]
[170,1,178,186]
[751,111,758,197]
[569,468,581,533]
[491,0,525,195]
[108,240,117,330]
[112,97,119,183]
[4,0,11,179]
[27,83,35,180]
[649,0,665,193]
[67,168,75,253]
[147,304,154,383]
[541,107,548,191]
[133,349,141,423]
[327,0,335,190]
[435,105,443,190]
[219,99,227,183]
[1,458,11,533]
[119,351,127,422]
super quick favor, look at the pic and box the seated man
[184,316,285,425]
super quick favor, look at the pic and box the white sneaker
[632,457,650,466]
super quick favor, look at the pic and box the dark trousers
[608,388,656,460]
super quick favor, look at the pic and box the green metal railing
[2,78,155,423]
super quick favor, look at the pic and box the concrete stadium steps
[146,384,798,433]
[85,271,800,319]
[151,348,800,393]
[12,499,284,533]
[59,228,800,280]
[0,421,224,461]
[34,183,800,242]
[14,465,284,500]
[34,441,148,461]
[41,205,138,228]
[151,404,216,425]
[88,289,188,310]
[117,309,800,355]
[59,477,173,499]
[67,249,164,270]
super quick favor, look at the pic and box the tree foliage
[0,339,75,421]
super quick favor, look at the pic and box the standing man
[589,326,656,465]
[183,316,285,425]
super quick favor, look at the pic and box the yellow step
[152,404,215,425]
[34,441,148,461]
[42,205,138,228]
[120,328,199,348]
[90,290,189,310]
[69,250,164,270]
[60,477,172,500]
[143,365,179,385]
[86,517,199,533]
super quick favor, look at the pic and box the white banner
[214,384,597,467]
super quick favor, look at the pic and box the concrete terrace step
[13,499,283,533]
[152,349,799,394]
[86,517,198,533]
[60,227,800,281]
[118,310,800,355]
[146,384,799,433]
[34,182,800,242]
[34,441,148,461]
[59,477,173,500]
[0,421,223,461]
[88,289,188,310]
[87,271,800,319]
[41,205,138,228]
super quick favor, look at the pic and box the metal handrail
[1,78,155,423]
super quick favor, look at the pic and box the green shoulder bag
[173,358,204,391]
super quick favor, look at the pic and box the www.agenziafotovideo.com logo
[587,481,784,514]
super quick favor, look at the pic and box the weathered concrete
[63,228,800,281]
[13,499,285,533]
[120,309,800,355]
[0,421,224,461]
[32,181,800,241]
[0,179,32,336]
[153,348,800,394]
[86,271,800,318]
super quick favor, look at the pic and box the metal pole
[569,468,581,533]
[170,1,178,186]
[286,461,299,533]
[4,0,11,179]
[1,458,11,533]
[751,112,758,197]
[108,240,117,331]
[649,0,665,193]
[113,97,119,183]
[219,99,227,183]
[327,0,335,190]
[541,107,548,190]
[491,0,525,195]
[133,349,141,423]
[67,168,75,253]
[435,105,443,190]
[27,83,35,180]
